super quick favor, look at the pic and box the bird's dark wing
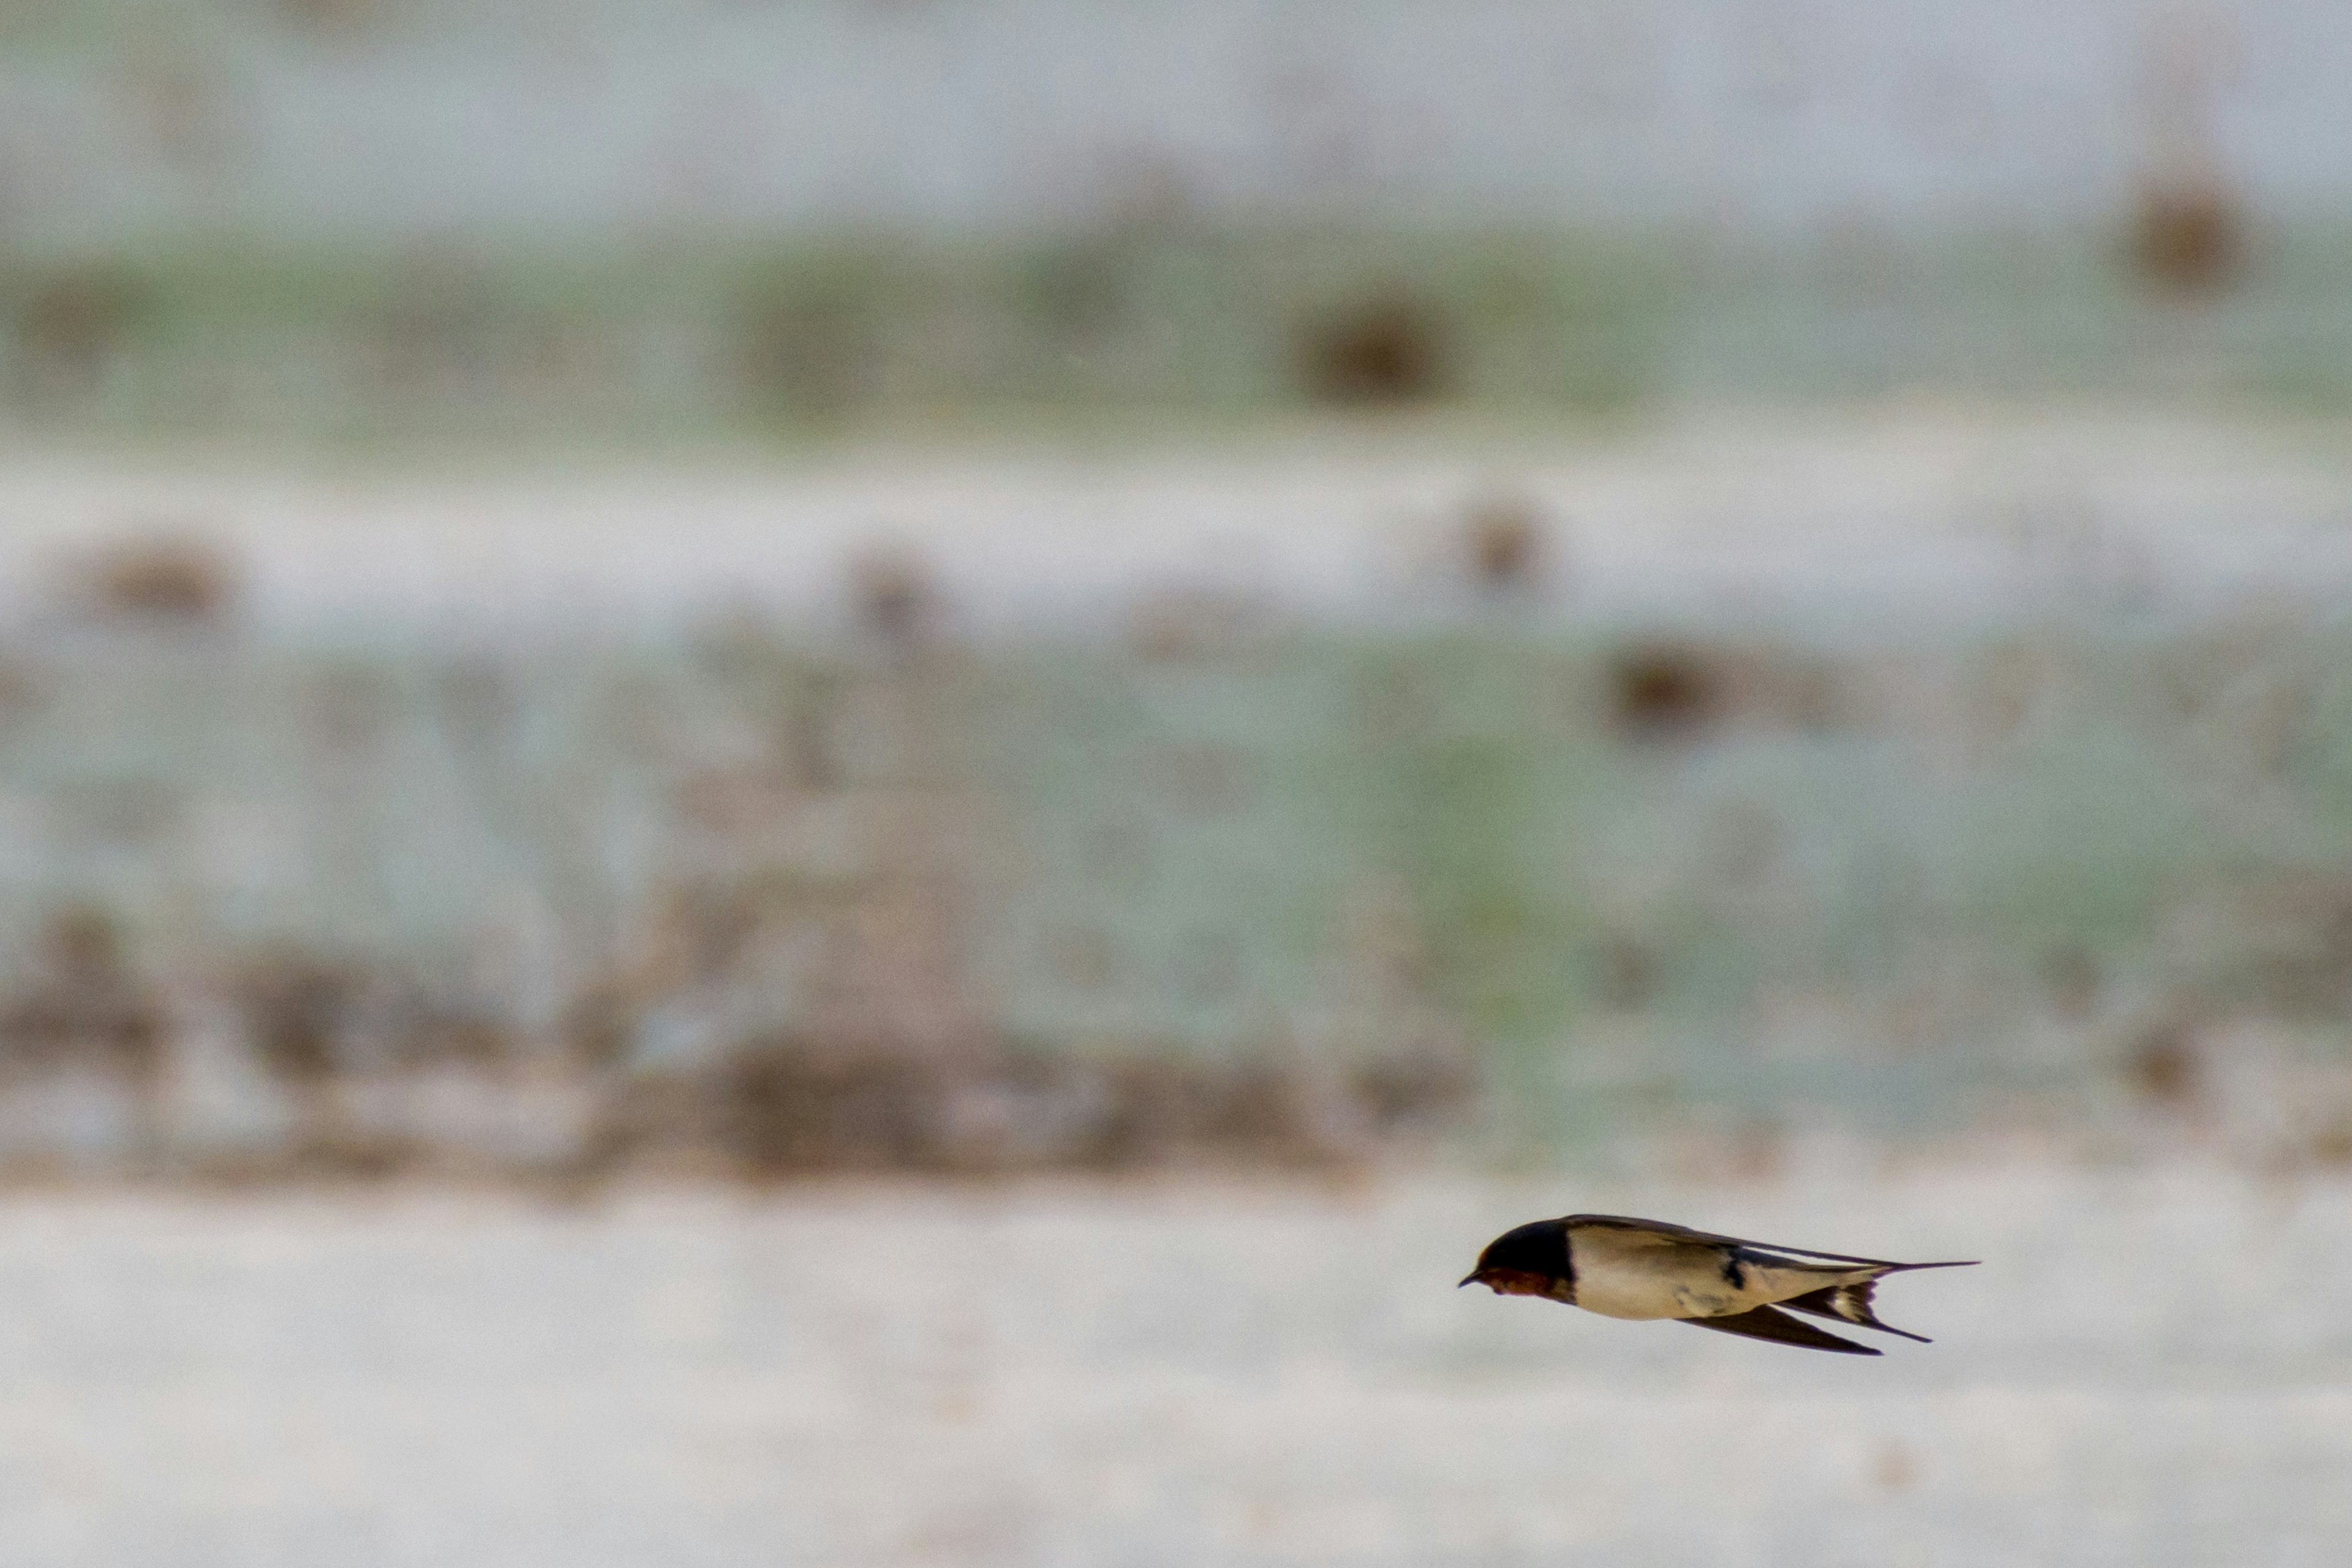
[1562,1214,1906,1269]
[1680,1305,1880,1355]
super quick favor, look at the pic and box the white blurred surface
[9,0,2350,243]
[0,1166,2344,1566]
[4,410,2350,635]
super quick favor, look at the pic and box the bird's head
[1460,1217,1571,1296]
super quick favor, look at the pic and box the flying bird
[1460,1213,1975,1354]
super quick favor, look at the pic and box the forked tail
[1781,1260,1975,1344]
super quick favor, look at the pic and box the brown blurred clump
[211,944,543,1178]
[2130,175,2242,295]
[705,1040,950,1175]
[71,533,241,627]
[1461,491,1552,600]
[1611,646,1721,740]
[1296,292,1448,405]
[2126,12,2244,297]
[603,1035,1471,1180]
[1605,641,1846,744]
[2124,1011,2203,1109]
[224,945,368,1161]
[0,907,170,1165]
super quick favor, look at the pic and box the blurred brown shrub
[2123,1012,2203,1109]
[2130,174,2243,295]
[1610,645,1721,740]
[1295,292,1448,405]
[72,533,240,626]
[0,907,170,1163]
[1606,641,1846,742]
[0,907,164,1079]
[592,1028,1472,1181]
[709,1042,947,1174]
[224,945,361,1110]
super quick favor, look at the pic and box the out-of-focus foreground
[2,1169,2346,1567]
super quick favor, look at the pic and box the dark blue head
[1460,1218,1573,1297]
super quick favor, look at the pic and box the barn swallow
[1460,1213,1976,1354]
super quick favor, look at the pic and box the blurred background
[2,2,2352,1564]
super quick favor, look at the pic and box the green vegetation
[17,561,2352,1159]
[7,221,2352,447]
[947,619,2352,1147]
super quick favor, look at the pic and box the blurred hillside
[11,222,2352,442]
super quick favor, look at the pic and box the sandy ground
[6,409,2351,635]
[0,1165,2345,1567]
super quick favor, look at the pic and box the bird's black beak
[1458,1271,1481,1288]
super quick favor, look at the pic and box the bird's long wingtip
[1684,1305,1882,1354]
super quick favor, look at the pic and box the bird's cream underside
[1566,1224,1885,1321]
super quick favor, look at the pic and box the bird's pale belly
[1574,1265,1754,1319]
[1567,1234,1847,1320]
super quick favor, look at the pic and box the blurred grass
[8,221,2352,447]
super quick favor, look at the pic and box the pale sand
[0,1164,2344,1566]
[4,409,2349,635]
